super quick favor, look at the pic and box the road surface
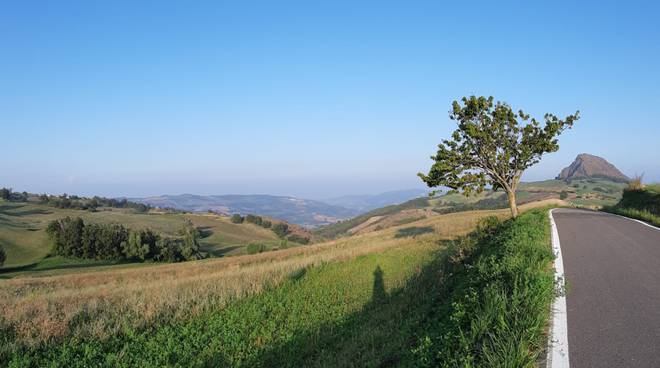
[553,209,660,368]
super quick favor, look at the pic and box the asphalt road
[553,209,660,368]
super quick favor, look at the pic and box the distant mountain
[132,194,359,228]
[321,189,430,212]
[556,153,630,183]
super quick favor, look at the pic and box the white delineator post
[547,208,570,368]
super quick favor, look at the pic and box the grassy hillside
[604,183,660,226]
[1,201,557,366]
[0,200,289,272]
[315,178,624,239]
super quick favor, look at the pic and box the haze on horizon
[2,1,659,199]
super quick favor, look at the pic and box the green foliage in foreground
[412,209,554,367]
[603,186,660,227]
[6,209,554,367]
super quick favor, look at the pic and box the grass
[1,202,558,366]
[411,208,555,367]
[603,183,660,227]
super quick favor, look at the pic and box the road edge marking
[605,212,660,232]
[547,208,570,368]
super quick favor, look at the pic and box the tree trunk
[507,190,518,218]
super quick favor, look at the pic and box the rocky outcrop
[556,153,629,182]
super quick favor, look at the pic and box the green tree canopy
[419,96,579,217]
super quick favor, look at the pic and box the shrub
[287,234,310,245]
[559,190,569,200]
[261,220,272,228]
[627,174,645,190]
[230,214,244,224]
[246,243,267,254]
[245,214,263,226]
[272,223,290,238]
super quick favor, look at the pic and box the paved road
[553,209,660,368]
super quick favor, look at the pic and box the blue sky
[1,1,658,198]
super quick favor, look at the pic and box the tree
[230,214,244,224]
[272,223,290,238]
[419,96,579,218]
[0,188,11,200]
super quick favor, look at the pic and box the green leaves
[420,95,579,216]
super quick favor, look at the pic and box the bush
[272,223,290,238]
[261,220,272,229]
[245,214,263,226]
[287,234,310,245]
[559,190,569,200]
[230,214,244,224]
[246,243,267,254]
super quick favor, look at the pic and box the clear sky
[1,1,659,198]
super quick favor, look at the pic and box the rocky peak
[556,153,629,183]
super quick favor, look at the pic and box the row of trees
[45,217,203,262]
[0,188,150,213]
[39,194,150,212]
[230,213,273,229]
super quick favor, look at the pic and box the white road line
[606,212,660,232]
[547,208,570,368]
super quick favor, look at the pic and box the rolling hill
[0,199,313,271]
[131,194,359,227]
[320,189,429,212]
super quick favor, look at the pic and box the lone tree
[419,96,579,218]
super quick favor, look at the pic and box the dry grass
[627,174,645,190]
[0,199,562,350]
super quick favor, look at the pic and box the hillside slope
[132,194,358,227]
[315,177,623,239]
[0,200,310,270]
[1,201,559,366]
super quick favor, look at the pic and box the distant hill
[321,189,429,212]
[556,153,629,183]
[132,194,359,227]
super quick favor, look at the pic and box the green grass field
[3,207,555,367]
[0,200,281,271]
